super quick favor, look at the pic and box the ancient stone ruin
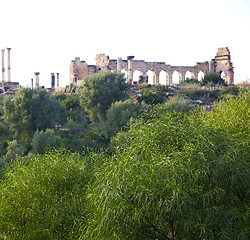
[70,47,234,86]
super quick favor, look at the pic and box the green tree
[86,91,249,239]
[104,99,142,138]
[31,129,61,154]
[3,88,61,145]
[77,71,129,121]
[0,150,89,239]
[201,72,225,86]
[2,140,26,164]
[61,93,86,122]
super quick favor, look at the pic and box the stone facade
[70,47,234,86]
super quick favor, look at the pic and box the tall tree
[77,71,129,121]
[3,88,61,145]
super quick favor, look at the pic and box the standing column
[34,72,40,88]
[155,72,160,85]
[6,48,11,82]
[117,57,122,72]
[56,73,59,87]
[51,73,55,89]
[127,56,134,84]
[1,49,5,83]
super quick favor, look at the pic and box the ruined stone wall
[70,47,234,86]
[70,57,97,85]
[212,47,234,84]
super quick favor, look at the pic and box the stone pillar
[155,72,160,85]
[51,73,55,89]
[117,57,122,72]
[1,49,5,83]
[34,72,40,88]
[180,72,185,83]
[209,60,215,72]
[56,73,59,87]
[168,71,172,85]
[127,56,134,84]
[6,48,11,82]
[225,69,234,85]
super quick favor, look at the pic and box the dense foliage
[31,129,61,154]
[201,72,225,86]
[0,150,89,240]
[104,99,143,138]
[86,91,249,239]
[3,88,61,145]
[0,84,248,239]
[78,71,129,121]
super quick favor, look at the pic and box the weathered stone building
[70,47,234,86]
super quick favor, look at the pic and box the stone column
[155,72,160,85]
[180,72,185,83]
[51,73,55,89]
[209,60,215,72]
[56,73,59,87]
[127,56,134,84]
[6,48,11,82]
[34,72,40,88]
[168,71,172,85]
[117,57,122,72]
[1,49,5,83]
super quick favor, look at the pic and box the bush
[163,95,192,112]
[31,129,61,154]
[201,72,226,86]
[2,140,26,164]
[0,150,89,239]
[104,99,142,138]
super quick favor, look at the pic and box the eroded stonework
[70,47,234,86]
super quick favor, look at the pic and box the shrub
[0,150,89,239]
[31,129,61,154]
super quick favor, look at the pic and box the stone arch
[133,69,142,83]
[220,71,225,80]
[121,69,128,82]
[172,70,182,84]
[146,70,155,85]
[159,70,170,85]
[185,70,195,80]
[198,71,204,82]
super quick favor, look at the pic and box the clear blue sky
[0,0,249,87]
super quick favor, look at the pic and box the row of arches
[121,69,225,85]
[121,69,206,85]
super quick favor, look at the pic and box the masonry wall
[70,47,234,86]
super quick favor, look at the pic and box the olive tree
[77,71,129,121]
[3,88,61,145]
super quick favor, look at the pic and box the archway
[172,70,181,84]
[133,70,142,83]
[198,71,204,82]
[159,70,169,85]
[185,71,195,80]
[220,71,225,80]
[146,70,155,85]
[121,69,127,82]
